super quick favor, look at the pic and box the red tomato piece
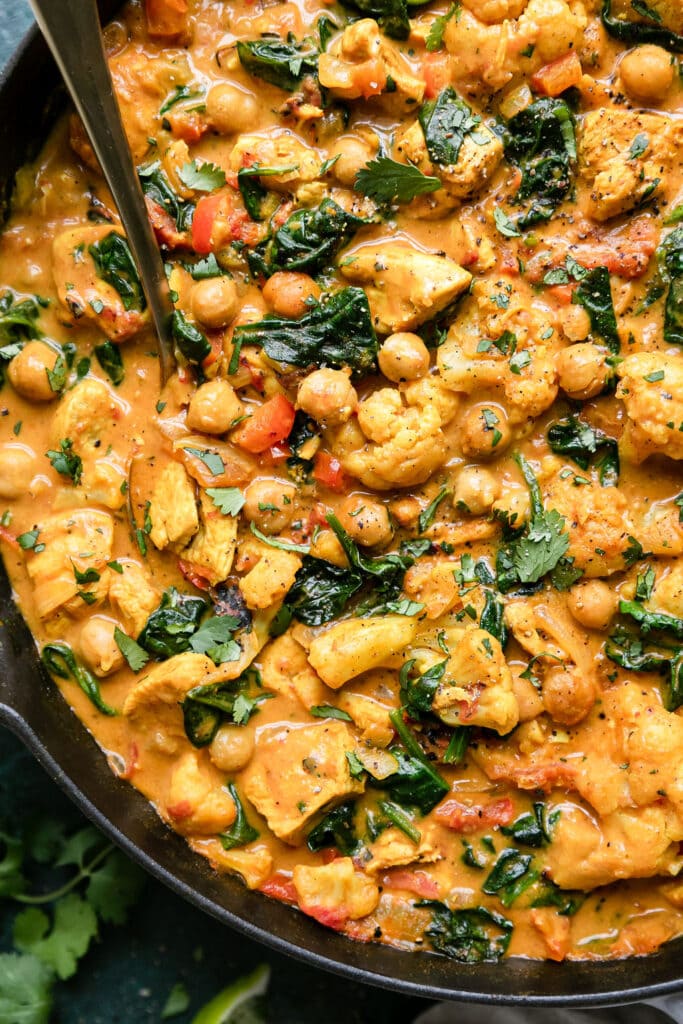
[434,796,515,833]
[422,53,451,99]
[530,52,582,97]
[191,192,223,254]
[145,0,188,37]
[232,394,296,454]
[259,873,298,905]
[381,869,439,898]
[313,451,347,492]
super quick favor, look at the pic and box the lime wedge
[191,965,270,1024]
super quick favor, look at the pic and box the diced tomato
[299,902,347,930]
[167,800,194,821]
[258,442,292,467]
[422,53,452,99]
[145,0,188,37]
[177,558,211,591]
[313,451,347,492]
[531,52,582,97]
[382,869,439,898]
[191,191,223,254]
[498,247,520,276]
[0,525,19,550]
[259,873,298,904]
[434,796,515,833]
[201,331,223,370]
[164,108,208,145]
[145,197,187,250]
[547,283,575,305]
[231,394,296,454]
[321,848,341,864]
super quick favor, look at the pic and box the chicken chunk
[431,627,519,735]
[166,751,237,836]
[122,652,216,754]
[190,838,273,889]
[108,560,161,638]
[148,460,199,551]
[228,131,321,193]
[342,387,447,489]
[26,509,114,620]
[182,490,238,586]
[364,827,440,875]
[579,109,682,222]
[340,243,471,334]
[50,378,128,510]
[52,225,147,341]
[240,721,364,844]
[293,857,380,928]
[238,542,302,610]
[318,20,424,113]
[260,632,330,710]
[616,353,683,463]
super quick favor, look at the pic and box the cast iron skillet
[1,8,682,1007]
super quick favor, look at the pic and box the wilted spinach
[182,668,267,747]
[307,801,359,855]
[573,266,620,353]
[236,38,319,91]
[248,199,369,278]
[657,226,683,345]
[601,0,683,52]
[171,310,211,363]
[94,341,125,386]
[419,902,514,962]
[501,802,558,847]
[380,748,450,815]
[88,232,146,312]
[138,162,194,231]
[606,603,683,711]
[232,287,378,375]
[340,0,410,39]
[547,415,619,484]
[137,587,208,657]
[286,558,363,625]
[419,87,489,166]
[399,658,447,718]
[220,783,260,850]
[42,642,116,716]
[504,98,576,228]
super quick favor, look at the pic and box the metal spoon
[28,0,176,385]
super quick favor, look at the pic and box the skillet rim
[1,13,682,1008]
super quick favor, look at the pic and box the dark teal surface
[0,5,430,1019]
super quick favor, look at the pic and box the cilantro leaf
[512,508,569,584]
[113,627,150,673]
[0,952,54,1024]
[13,893,98,981]
[493,207,521,238]
[45,438,82,485]
[188,615,241,665]
[206,487,245,516]
[178,159,226,193]
[162,982,191,1019]
[85,849,145,925]
[354,157,441,204]
[425,3,459,50]
[0,830,26,899]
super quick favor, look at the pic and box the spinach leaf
[605,631,671,673]
[171,310,211,363]
[138,162,194,231]
[354,156,441,205]
[327,512,412,601]
[601,0,683,51]
[248,198,369,278]
[307,802,359,855]
[547,415,619,484]
[340,0,410,38]
[504,98,576,228]
[573,267,620,353]
[657,227,683,346]
[236,165,293,222]
[379,800,422,844]
[532,880,585,916]
[0,292,43,344]
[480,590,507,646]
[286,557,363,625]
[606,612,683,711]
[443,726,469,765]
[232,287,378,376]
[418,88,488,166]
[501,803,557,847]
[137,587,208,658]
[236,38,319,92]
[88,233,145,312]
[219,784,259,850]
[380,747,449,815]
[399,659,447,718]
[482,848,533,899]
[94,341,124,386]
[618,600,683,641]
[419,902,513,962]
[41,642,116,716]
[418,486,450,533]
[182,668,266,746]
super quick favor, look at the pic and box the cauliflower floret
[228,131,321,192]
[461,0,528,21]
[319,20,424,113]
[293,857,380,927]
[50,378,128,510]
[579,109,681,222]
[308,615,420,689]
[52,226,147,341]
[166,751,237,836]
[364,826,441,874]
[26,509,114,620]
[543,474,636,577]
[516,0,587,64]
[148,460,199,551]
[616,353,683,463]
[648,562,683,618]
[241,721,364,844]
[342,387,447,489]
[340,243,471,334]
[431,626,519,735]
[182,490,238,586]
[108,559,161,637]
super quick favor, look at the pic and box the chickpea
[512,673,545,723]
[186,379,243,435]
[556,343,609,401]
[620,45,674,104]
[567,579,617,631]
[452,465,500,516]
[190,276,239,329]
[261,272,320,319]
[459,404,511,459]
[79,616,124,677]
[338,495,393,548]
[297,368,358,426]
[558,304,591,343]
[209,723,255,772]
[0,444,36,500]
[205,83,260,135]
[378,333,430,382]
[329,135,377,187]
[542,666,596,727]
[390,496,421,528]
[7,341,60,402]
[242,477,297,534]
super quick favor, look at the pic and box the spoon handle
[28,0,176,385]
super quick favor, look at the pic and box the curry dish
[1,0,683,964]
